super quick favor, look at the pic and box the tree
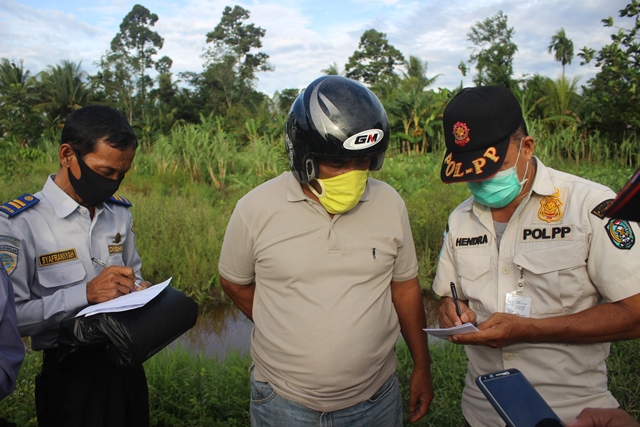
[36,60,90,124]
[93,4,167,121]
[110,4,165,103]
[202,5,272,113]
[465,11,518,88]
[383,56,444,153]
[540,75,583,129]
[548,28,574,78]
[345,29,405,85]
[0,58,31,93]
[322,62,342,76]
[0,59,42,146]
[581,0,640,137]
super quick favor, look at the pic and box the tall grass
[1,125,637,305]
[3,339,639,426]
[1,124,639,426]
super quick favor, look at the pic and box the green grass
[2,339,639,426]
[1,124,639,425]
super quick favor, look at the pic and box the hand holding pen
[87,257,142,303]
[92,257,141,290]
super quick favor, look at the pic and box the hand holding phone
[476,368,563,427]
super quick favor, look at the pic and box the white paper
[423,322,479,340]
[76,278,172,317]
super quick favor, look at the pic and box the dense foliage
[1,2,639,151]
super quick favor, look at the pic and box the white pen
[91,257,141,289]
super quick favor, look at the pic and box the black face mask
[68,150,122,206]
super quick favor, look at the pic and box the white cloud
[0,0,634,94]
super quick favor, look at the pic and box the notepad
[423,323,479,340]
[76,278,172,317]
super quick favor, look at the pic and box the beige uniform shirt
[0,175,144,350]
[434,158,640,426]
[219,172,418,412]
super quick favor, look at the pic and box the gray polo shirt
[219,171,418,412]
[0,175,144,350]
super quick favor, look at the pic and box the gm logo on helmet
[343,129,384,150]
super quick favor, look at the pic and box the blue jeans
[250,371,403,427]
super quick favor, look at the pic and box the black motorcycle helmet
[285,76,390,184]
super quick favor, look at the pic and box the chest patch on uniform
[538,189,563,223]
[0,194,39,217]
[591,199,614,219]
[108,244,124,254]
[604,219,635,250]
[455,234,489,247]
[38,249,78,267]
[0,245,18,275]
[521,226,573,241]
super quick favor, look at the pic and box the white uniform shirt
[434,158,640,426]
[0,175,144,350]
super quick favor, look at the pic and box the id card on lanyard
[505,265,531,317]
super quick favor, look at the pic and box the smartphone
[476,368,564,427]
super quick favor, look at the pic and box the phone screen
[477,369,563,427]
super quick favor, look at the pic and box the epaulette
[108,195,132,207]
[0,194,40,217]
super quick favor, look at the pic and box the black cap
[441,86,524,183]
[604,165,640,221]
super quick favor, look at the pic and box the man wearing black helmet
[219,76,433,426]
[432,86,640,426]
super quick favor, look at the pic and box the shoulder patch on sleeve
[107,195,132,207]
[0,194,40,217]
[604,218,635,250]
[591,199,614,219]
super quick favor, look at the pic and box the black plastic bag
[58,285,198,367]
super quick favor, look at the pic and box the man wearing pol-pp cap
[432,86,640,426]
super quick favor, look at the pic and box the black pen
[450,281,462,319]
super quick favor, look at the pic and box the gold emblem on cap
[452,121,470,147]
[538,189,563,223]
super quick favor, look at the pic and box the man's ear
[522,136,535,159]
[58,143,74,168]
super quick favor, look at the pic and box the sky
[0,0,633,96]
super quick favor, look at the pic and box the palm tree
[540,75,582,129]
[36,60,90,124]
[321,62,342,76]
[385,57,443,153]
[0,58,32,93]
[548,28,574,79]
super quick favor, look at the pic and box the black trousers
[35,346,149,427]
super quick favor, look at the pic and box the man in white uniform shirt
[432,86,640,426]
[0,106,151,427]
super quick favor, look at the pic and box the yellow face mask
[307,169,368,214]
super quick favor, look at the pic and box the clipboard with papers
[76,278,172,317]
[59,278,198,367]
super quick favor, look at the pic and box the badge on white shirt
[505,265,532,317]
